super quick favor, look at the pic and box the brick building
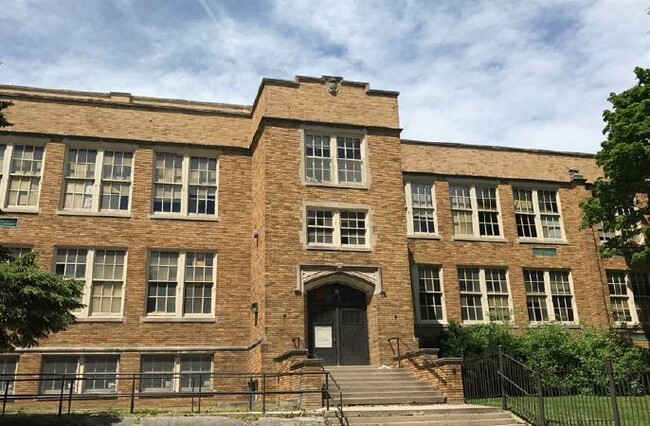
[0,75,647,397]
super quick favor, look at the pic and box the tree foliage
[0,100,12,128]
[0,252,84,351]
[581,67,650,265]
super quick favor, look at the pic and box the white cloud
[0,0,648,153]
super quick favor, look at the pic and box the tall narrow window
[62,147,133,213]
[406,181,436,235]
[303,130,365,186]
[7,145,43,208]
[524,269,576,323]
[607,271,633,322]
[514,189,564,241]
[0,358,17,394]
[413,265,444,322]
[184,253,214,315]
[153,153,218,217]
[450,184,501,238]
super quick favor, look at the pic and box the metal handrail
[0,370,334,416]
[387,337,415,367]
[320,367,344,425]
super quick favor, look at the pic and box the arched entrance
[307,284,369,365]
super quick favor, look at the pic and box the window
[40,355,118,394]
[153,153,218,217]
[62,148,133,213]
[146,251,215,317]
[598,223,617,243]
[141,355,212,392]
[412,265,445,322]
[524,269,576,323]
[449,184,501,238]
[306,208,368,249]
[5,247,31,261]
[0,142,44,210]
[607,270,650,323]
[55,248,126,318]
[304,131,365,186]
[458,267,511,323]
[405,181,437,236]
[513,189,564,241]
[0,357,17,394]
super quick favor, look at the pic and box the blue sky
[1,0,648,153]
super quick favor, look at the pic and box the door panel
[307,284,369,365]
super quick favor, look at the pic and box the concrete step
[342,395,447,405]
[343,389,441,397]
[324,404,526,425]
[335,383,435,392]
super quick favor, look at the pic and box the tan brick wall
[0,75,643,400]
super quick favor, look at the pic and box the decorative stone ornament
[324,77,342,95]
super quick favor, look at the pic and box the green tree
[581,67,650,264]
[0,100,12,128]
[0,252,84,351]
[0,101,84,350]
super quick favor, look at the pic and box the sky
[1,0,649,153]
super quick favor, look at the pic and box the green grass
[469,395,650,425]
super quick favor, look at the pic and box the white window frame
[39,354,119,395]
[59,143,135,216]
[301,127,368,188]
[449,181,503,240]
[145,251,217,319]
[405,180,438,237]
[457,267,513,324]
[607,270,650,324]
[304,206,370,250]
[524,269,578,324]
[0,137,46,213]
[411,264,446,324]
[54,248,127,320]
[513,187,566,242]
[151,148,219,219]
[0,356,18,394]
[140,354,212,393]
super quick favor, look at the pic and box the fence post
[498,347,506,410]
[606,358,621,426]
[129,374,136,414]
[197,374,202,414]
[58,375,65,416]
[190,376,195,413]
[67,377,74,414]
[2,379,9,415]
[262,373,266,414]
[535,367,546,426]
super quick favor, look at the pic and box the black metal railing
[463,350,650,426]
[0,370,339,417]
[387,337,416,367]
[321,368,344,424]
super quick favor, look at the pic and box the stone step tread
[345,422,523,426]
[343,397,446,405]
[342,390,442,397]
[336,385,437,392]
[332,376,420,383]
[325,405,506,417]
[343,413,518,423]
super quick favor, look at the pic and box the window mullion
[333,211,341,247]
[174,355,181,393]
[92,150,104,212]
[544,271,554,321]
[532,190,542,239]
[405,182,413,235]
[182,156,190,216]
[77,356,85,395]
[330,135,338,184]
[177,253,185,317]
[85,250,95,317]
[0,145,13,208]
[626,273,639,324]
[470,186,479,237]
[479,269,488,322]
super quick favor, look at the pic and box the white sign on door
[314,326,333,348]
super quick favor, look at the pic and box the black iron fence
[463,350,650,426]
[0,370,344,419]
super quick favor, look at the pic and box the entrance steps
[325,365,445,406]
[324,404,526,425]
